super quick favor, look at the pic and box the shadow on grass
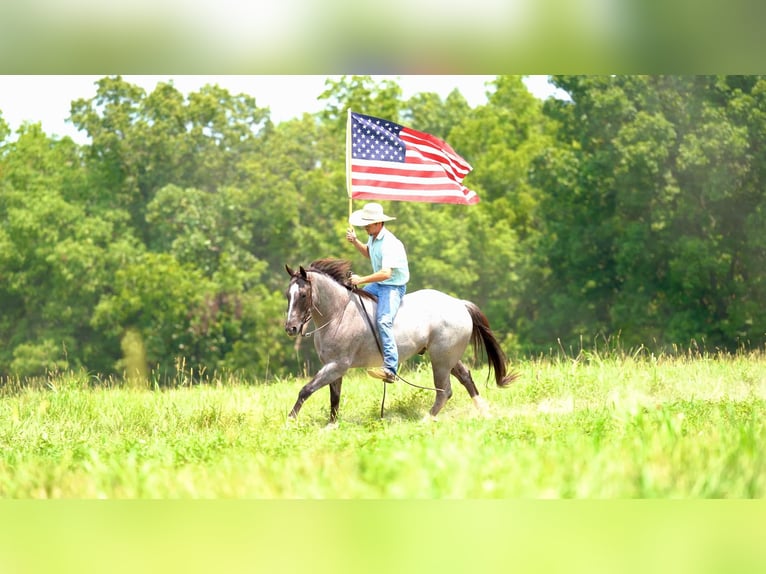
[374,390,435,422]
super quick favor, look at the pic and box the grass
[0,349,764,498]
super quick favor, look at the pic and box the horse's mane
[307,258,376,300]
[308,258,352,283]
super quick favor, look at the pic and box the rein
[300,305,332,337]
[300,319,331,337]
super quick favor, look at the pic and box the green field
[0,350,764,498]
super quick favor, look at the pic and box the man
[346,202,410,383]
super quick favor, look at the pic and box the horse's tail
[465,302,519,387]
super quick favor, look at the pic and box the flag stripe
[352,175,468,191]
[351,160,475,192]
[352,187,478,204]
[352,160,457,178]
[402,144,470,182]
[399,130,472,179]
[352,189,479,205]
[347,111,479,205]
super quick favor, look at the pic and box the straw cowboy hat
[348,203,397,226]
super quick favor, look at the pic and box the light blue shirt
[367,226,409,286]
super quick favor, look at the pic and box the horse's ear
[285,264,294,276]
[299,266,308,280]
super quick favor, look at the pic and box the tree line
[1,75,764,380]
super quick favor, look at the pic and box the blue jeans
[363,283,406,374]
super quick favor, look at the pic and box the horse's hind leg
[451,360,479,397]
[429,364,453,417]
[329,378,342,423]
[451,360,490,416]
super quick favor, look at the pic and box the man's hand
[345,227,357,243]
[349,273,362,286]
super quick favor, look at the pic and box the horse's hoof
[472,396,491,417]
[323,421,339,431]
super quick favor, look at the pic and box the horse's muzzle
[285,324,299,337]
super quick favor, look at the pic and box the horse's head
[284,264,313,337]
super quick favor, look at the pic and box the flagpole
[346,108,353,222]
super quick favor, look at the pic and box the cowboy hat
[348,203,396,226]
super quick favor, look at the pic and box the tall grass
[0,348,764,498]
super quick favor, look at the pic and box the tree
[403,88,472,140]
[0,123,140,376]
[444,76,553,348]
[529,75,766,352]
[0,111,10,145]
[69,76,270,239]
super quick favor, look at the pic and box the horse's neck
[309,272,349,317]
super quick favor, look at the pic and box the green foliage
[318,75,404,130]
[10,340,69,377]
[403,88,472,140]
[0,123,138,375]
[0,111,9,144]
[69,76,270,234]
[528,75,766,352]
[90,251,288,380]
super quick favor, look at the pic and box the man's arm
[350,267,392,286]
[346,227,369,258]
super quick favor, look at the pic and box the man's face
[364,221,383,237]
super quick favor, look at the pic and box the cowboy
[346,202,410,383]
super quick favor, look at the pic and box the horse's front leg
[329,378,342,423]
[289,362,348,420]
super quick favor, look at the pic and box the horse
[284,258,517,423]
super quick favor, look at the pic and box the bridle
[291,275,337,338]
[290,275,316,337]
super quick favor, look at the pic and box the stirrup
[367,367,396,383]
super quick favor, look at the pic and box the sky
[0,75,565,144]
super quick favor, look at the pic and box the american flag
[347,111,479,205]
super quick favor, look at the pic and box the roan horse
[284,258,517,422]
